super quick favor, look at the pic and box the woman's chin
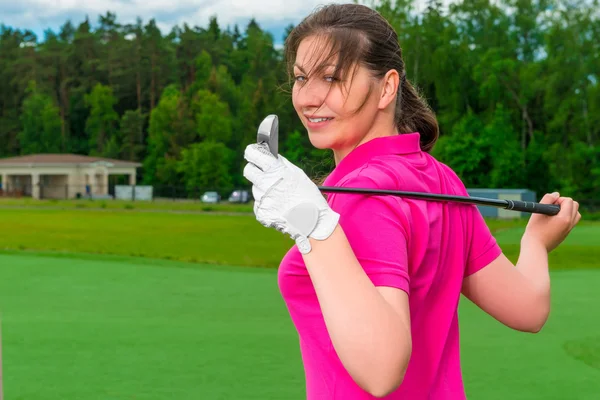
[307,133,335,150]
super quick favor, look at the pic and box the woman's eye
[294,76,306,83]
[324,76,338,82]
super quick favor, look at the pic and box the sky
[0,0,434,46]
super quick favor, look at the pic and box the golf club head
[257,114,279,157]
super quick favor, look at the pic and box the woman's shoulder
[336,159,405,191]
[329,161,412,219]
[326,160,414,239]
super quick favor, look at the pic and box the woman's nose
[294,79,327,109]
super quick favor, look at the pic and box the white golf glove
[243,143,340,254]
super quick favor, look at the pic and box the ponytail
[395,74,439,153]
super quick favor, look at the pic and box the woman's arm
[303,223,412,398]
[461,244,551,333]
[462,193,581,333]
[241,145,412,396]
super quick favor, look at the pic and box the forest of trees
[0,0,598,205]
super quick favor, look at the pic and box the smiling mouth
[307,117,334,123]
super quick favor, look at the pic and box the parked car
[201,191,221,203]
[228,189,250,203]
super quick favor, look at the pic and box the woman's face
[292,35,396,163]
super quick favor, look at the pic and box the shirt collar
[323,132,422,186]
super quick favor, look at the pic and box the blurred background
[0,0,598,399]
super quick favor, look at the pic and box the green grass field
[0,203,598,399]
[0,197,255,213]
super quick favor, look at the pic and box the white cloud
[0,0,456,43]
[0,0,350,40]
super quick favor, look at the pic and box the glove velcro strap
[283,202,319,255]
[296,236,312,254]
[283,202,320,237]
[283,202,340,254]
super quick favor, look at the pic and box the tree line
[0,0,598,205]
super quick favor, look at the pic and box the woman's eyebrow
[293,63,307,73]
[293,63,337,73]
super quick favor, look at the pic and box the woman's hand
[243,143,340,254]
[522,192,582,252]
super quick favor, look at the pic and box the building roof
[0,154,141,168]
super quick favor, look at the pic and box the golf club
[256,115,560,216]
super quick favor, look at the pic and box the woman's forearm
[516,235,551,294]
[302,224,411,396]
[515,235,552,328]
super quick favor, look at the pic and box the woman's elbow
[361,349,411,397]
[363,368,408,398]
[366,381,404,399]
[523,309,550,333]
[516,297,551,333]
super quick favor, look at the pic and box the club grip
[506,200,560,216]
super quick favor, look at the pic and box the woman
[243,3,581,399]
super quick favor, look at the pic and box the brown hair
[283,3,439,152]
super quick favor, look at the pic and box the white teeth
[308,117,332,123]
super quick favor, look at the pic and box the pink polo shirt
[277,132,502,399]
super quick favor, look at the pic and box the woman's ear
[378,69,400,110]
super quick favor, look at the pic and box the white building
[0,154,141,200]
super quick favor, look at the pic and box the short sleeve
[465,205,503,276]
[328,174,411,295]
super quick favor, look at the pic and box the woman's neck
[332,122,398,165]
